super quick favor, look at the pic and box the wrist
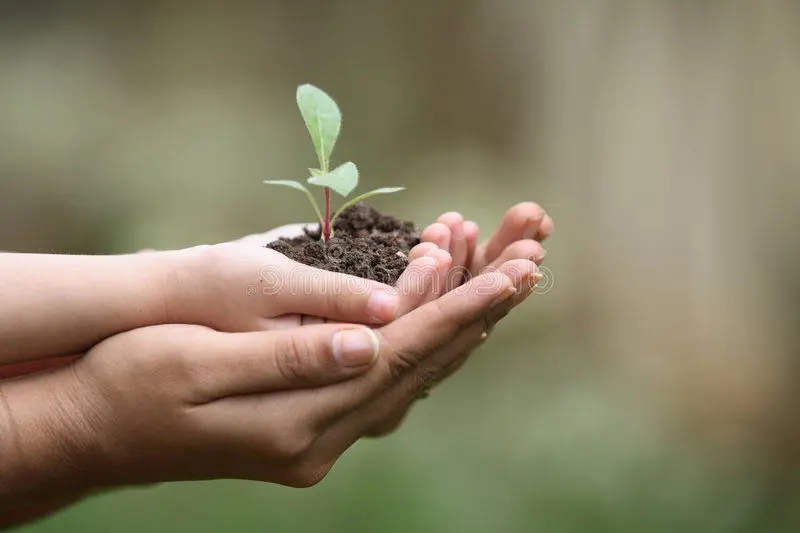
[156,244,218,327]
[0,372,100,507]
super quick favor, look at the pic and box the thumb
[193,324,380,402]
[269,261,400,325]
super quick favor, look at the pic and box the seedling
[264,84,404,241]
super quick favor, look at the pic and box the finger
[463,220,479,279]
[302,270,517,419]
[536,215,555,242]
[473,203,547,272]
[269,260,399,325]
[408,242,438,261]
[352,314,503,441]
[376,269,521,374]
[486,240,547,271]
[394,256,440,317]
[190,324,381,402]
[494,260,542,306]
[321,262,538,449]
[437,212,467,273]
[363,263,537,440]
[420,223,451,252]
[423,248,453,302]
[416,260,538,376]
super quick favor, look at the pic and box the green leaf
[309,168,326,177]
[307,162,359,197]
[262,179,311,193]
[296,84,342,171]
[331,186,405,225]
[263,179,324,223]
[358,187,405,196]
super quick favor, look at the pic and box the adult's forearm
[0,369,98,520]
[0,252,174,363]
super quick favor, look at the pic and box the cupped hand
[0,227,451,380]
[1,260,537,495]
[414,202,554,293]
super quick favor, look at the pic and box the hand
[410,202,553,297]
[0,260,537,499]
[0,319,383,507]
[0,228,449,379]
[168,241,453,332]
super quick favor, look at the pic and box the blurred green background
[3,1,800,531]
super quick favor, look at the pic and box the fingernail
[520,271,542,290]
[333,328,380,367]
[367,289,398,322]
[515,272,542,303]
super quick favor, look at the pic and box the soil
[266,203,420,285]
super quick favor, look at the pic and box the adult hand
[0,260,537,501]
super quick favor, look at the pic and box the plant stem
[323,187,331,241]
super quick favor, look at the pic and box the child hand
[413,202,554,294]
[164,241,449,333]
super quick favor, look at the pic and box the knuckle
[387,349,421,382]
[275,335,315,383]
[412,366,439,391]
[150,340,197,387]
[324,287,348,318]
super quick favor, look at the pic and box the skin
[0,246,404,366]
[0,203,553,527]
[0,261,537,523]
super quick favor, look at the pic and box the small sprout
[264,84,405,241]
[308,161,358,197]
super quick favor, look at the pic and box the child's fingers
[536,215,555,242]
[421,248,453,303]
[420,223,451,253]
[437,212,467,272]
[394,256,440,317]
[473,203,547,272]
[408,242,439,261]
[463,220,479,276]
[486,240,547,271]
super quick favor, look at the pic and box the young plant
[264,84,404,242]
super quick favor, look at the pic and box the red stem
[323,187,331,241]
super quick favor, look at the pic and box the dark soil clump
[266,203,420,285]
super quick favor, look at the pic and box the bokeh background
[3,1,800,532]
